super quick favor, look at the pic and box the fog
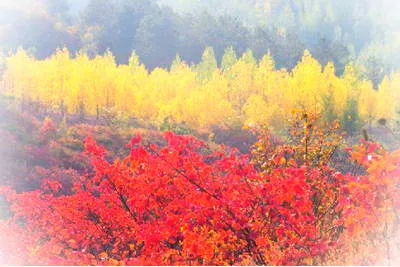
[0,0,399,79]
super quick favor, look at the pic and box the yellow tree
[290,50,323,115]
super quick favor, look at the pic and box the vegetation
[1,0,400,81]
[0,0,400,265]
[2,48,399,133]
[0,106,399,265]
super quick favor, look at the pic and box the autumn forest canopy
[2,47,400,134]
[0,0,400,266]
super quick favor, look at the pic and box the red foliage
[0,133,399,265]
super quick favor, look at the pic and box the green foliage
[342,98,361,136]
[221,46,238,72]
[134,6,181,68]
[100,107,130,130]
[195,46,218,81]
[360,56,385,89]
[241,49,257,66]
[322,92,337,123]
[160,117,194,135]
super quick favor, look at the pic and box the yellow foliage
[1,48,398,131]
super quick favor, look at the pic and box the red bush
[0,133,399,265]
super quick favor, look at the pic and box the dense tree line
[0,0,399,83]
[2,48,399,133]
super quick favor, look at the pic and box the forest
[0,0,399,266]
[1,0,400,80]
